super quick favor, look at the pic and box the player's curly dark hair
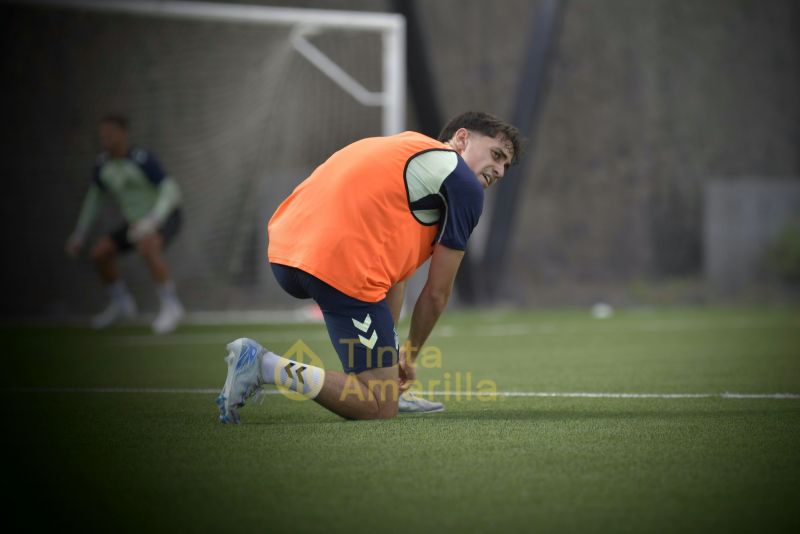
[437,111,522,165]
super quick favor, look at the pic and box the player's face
[98,122,128,153]
[456,130,513,189]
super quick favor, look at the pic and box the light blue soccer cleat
[216,338,266,424]
[398,391,444,414]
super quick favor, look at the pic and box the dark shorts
[271,263,398,375]
[110,209,183,253]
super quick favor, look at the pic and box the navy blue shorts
[110,209,183,253]
[271,263,398,374]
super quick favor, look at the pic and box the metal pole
[482,0,564,301]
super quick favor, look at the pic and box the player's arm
[399,244,464,389]
[398,156,482,388]
[150,177,182,222]
[128,148,183,241]
[404,158,479,353]
[66,184,104,257]
[139,148,182,223]
[385,279,407,325]
[129,177,182,242]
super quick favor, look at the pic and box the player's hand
[398,346,417,392]
[65,233,84,258]
[127,215,159,243]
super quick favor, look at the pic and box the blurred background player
[217,111,520,421]
[65,115,185,334]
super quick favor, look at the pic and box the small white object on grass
[591,302,614,319]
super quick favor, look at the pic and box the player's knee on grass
[348,366,400,420]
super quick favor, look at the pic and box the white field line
[115,317,794,345]
[434,318,793,337]
[3,387,799,399]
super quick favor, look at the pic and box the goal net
[3,0,404,319]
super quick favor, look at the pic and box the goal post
[17,0,406,136]
[7,0,406,318]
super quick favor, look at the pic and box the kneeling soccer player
[217,111,520,421]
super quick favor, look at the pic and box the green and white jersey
[73,146,182,237]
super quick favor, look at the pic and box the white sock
[261,351,325,399]
[108,280,131,303]
[156,280,181,307]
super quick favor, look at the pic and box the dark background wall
[410,0,798,303]
[508,0,798,303]
[1,0,798,316]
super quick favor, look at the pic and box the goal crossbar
[16,0,406,134]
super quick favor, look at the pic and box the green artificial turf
[3,306,799,533]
